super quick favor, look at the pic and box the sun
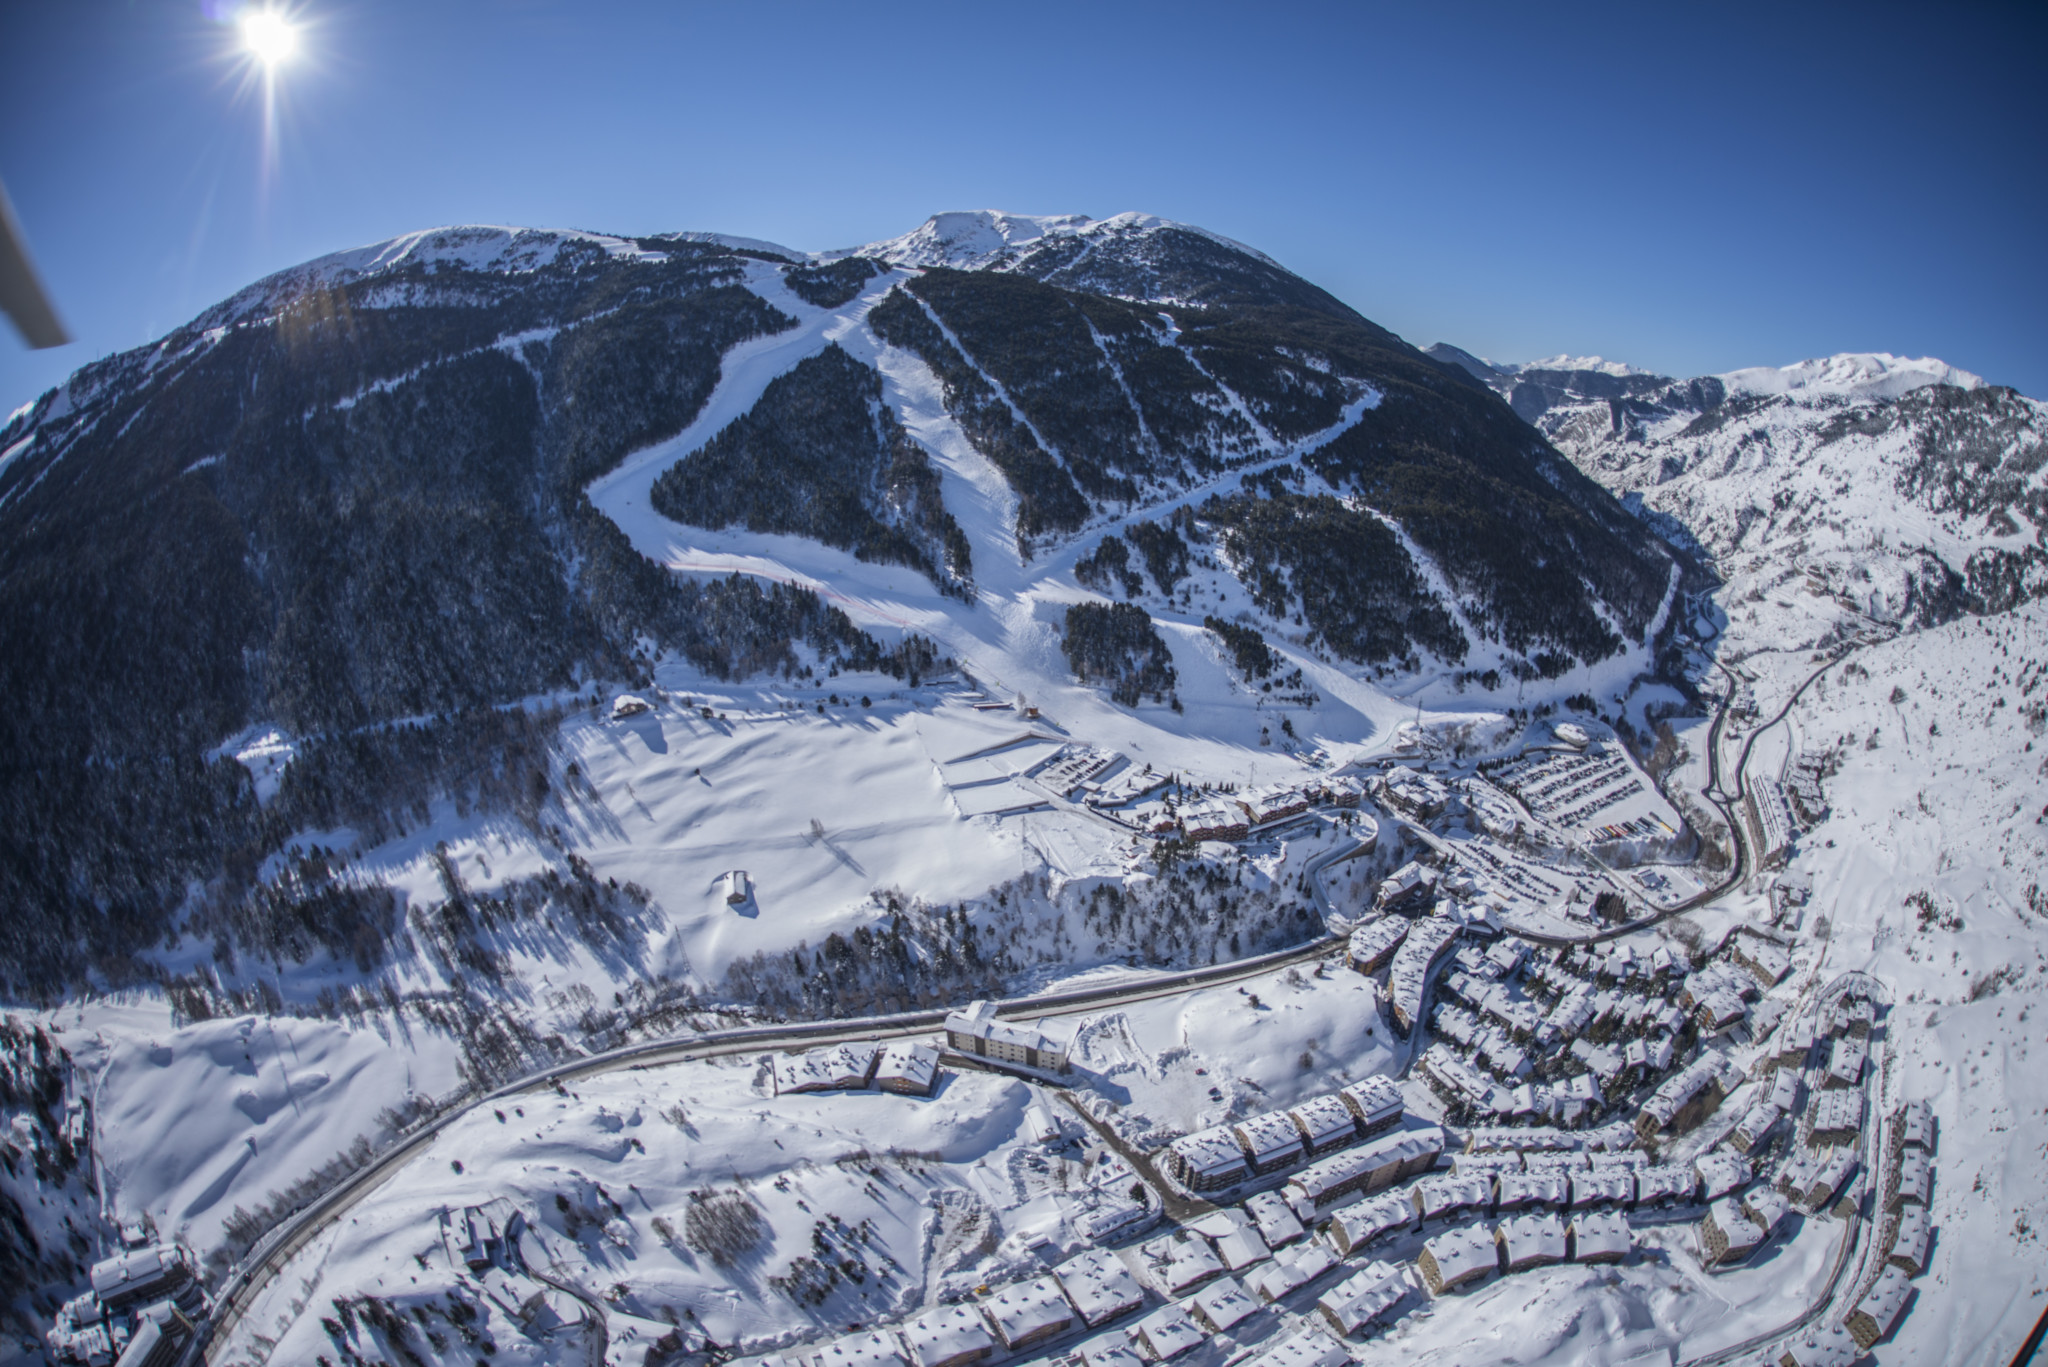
[239,8,297,68]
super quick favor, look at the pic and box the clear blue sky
[5,0,2045,417]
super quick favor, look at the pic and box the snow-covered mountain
[5,211,2046,1367]
[0,211,1677,995]
[1427,343,2046,656]
[835,209,1285,276]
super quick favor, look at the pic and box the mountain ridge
[0,209,1672,996]
[1423,341,2046,656]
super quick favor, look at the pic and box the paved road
[189,650,1856,1366]
[186,923,1356,1364]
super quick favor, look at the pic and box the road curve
[189,650,1849,1366]
[186,924,1350,1364]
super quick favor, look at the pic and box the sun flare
[239,8,297,68]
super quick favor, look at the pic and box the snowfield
[7,216,2044,1367]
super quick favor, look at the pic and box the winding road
[183,646,1864,1367]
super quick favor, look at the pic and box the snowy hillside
[838,210,1287,280]
[4,211,2045,1367]
[1428,345,2046,658]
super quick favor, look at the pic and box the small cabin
[723,870,751,905]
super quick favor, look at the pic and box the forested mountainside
[0,211,1672,994]
[865,246,1673,660]
[650,343,973,595]
[0,229,925,993]
[1427,345,2048,649]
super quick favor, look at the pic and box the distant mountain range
[1425,343,2046,651]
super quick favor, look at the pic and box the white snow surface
[14,217,2047,1365]
[834,210,1284,272]
[1716,352,1985,401]
[1500,355,1652,378]
[1541,352,2042,659]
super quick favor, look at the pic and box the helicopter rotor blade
[0,179,71,350]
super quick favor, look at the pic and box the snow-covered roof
[1522,1150,1592,1175]
[1464,1125,1580,1154]
[1810,1087,1865,1137]
[1245,1248,1315,1302]
[1317,1262,1405,1335]
[1238,784,1311,822]
[1495,1172,1569,1210]
[1892,1148,1932,1205]
[1347,917,1409,964]
[1732,936,1791,986]
[1452,1150,1522,1178]
[1286,1126,1444,1204]
[982,1276,1075,1346]
[1131,1304,1204,1361]
[1245,1327,1350,1367]
[777,1041,879,1093]
[1077,1196,1151,1244]
[875,1041,940,1092]
[1694,1152,1752,1201]
[1496,1211,1568,1267]
[1743,1185,1792,1236]
[1826,1034,1868,1085]
[1640,1049,1732,1129]
[1635,1165,1696,1205]
[1289,1095,1360,1149]
[88,1245,188,1302]
[1339,1075,1404,1127]
[1244,1190,1306,1246]
[1054,1249,1146,1327]
[1573,1169,1635,1208]
[1845,1264,1913,1346]
[1185,1273,1258,1331]
[1169,1126,1250,1182]
[1889,1204,1930,1269]
[1382,764,1450,807]
[1076,1330,1145,1367]
[1233,1110,1306,1167]
[1138,1233,1225,1296]
[1570,1209,1632,1261]
[1785,1322,1863,1367]
[1892,1098,1934,1151]
[1420,1225,1498,1290]
[813,1329,910,1367]
[1706,1197,1764,1255]
[944,1001,1071,1059]
[1327,1192,1415,1252]
[1214,1226,1271,1272]
[1412,1174,1491,1219]
[901,1305,996,1367]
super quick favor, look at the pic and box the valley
[0,211,2041,1367]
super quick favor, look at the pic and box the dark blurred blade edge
[0,178,71,349]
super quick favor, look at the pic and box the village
[680,710,1929,1367]
[701,924,1919,1367]
[50,693,1940,1367]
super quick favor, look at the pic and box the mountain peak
[1716,352,1984,402]
[1513,354,1652,378]
[837,209,1282,273]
